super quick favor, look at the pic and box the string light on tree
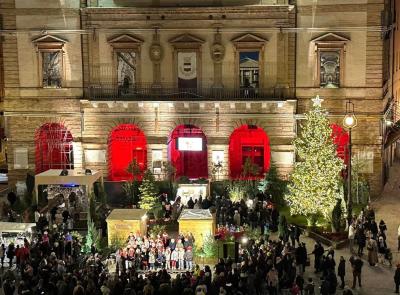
[285,95,345,224]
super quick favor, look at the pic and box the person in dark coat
[350,255,363,289]
[338,256,346,289]
[395,264,400,293]
[312,242,324,273]
[356,228,366,256]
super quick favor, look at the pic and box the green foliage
[242,157,261,178]
[202,234,218,258]
[148,224,166,238]
[285,97,344,220]
[162,161,177,198]
[71,231,83,244]
[331,198,342,232]
[83,219,99,254]
[89,192,97,223]
[227,181,247,202]
[243,226,261,241]
[123,159,142,205]
[347,156,371,205]
[139,169,159,211]
[278,215,289,240]
[258,165,288,205]
[109,234,125,251]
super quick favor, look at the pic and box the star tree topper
[312,95,324,107]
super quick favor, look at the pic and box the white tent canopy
[0,222,36,233]
[35,169,104,203]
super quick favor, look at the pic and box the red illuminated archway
[331,124,349,164]
[229,124,270,179]
[35,123,74,174]
[168,124,208,179]
[108,124,147,181]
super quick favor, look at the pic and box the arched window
[168,124,208,179]
[35,123,74,174]
[108,124,147,181]
[331,123,349,164]
[229,124,270,179]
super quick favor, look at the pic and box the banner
[178,51,197,88]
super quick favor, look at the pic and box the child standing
[171,248,178,270]
[178,247,185,270]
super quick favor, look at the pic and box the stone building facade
[0,0,392,197]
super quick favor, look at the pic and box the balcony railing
[86,83,295,101]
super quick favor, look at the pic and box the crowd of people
[1,187,399,295]
[117,232,195,272]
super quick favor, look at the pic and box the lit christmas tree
[139,169,159,210]
[285,96,345,224]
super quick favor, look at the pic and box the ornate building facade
[0,0,393,196]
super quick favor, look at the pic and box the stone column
[149,28,163,87]
[276,31,289,88]
[211,31,225,88]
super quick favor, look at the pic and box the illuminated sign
[178,137,203,151]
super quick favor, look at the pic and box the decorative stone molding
[108,34,143,85]
[108,34,143,50]
[169,33,205,88]
[311,33,350,88]
[211,31,225,88]
[150,28,163,86]
[231,33,268,88]
[32,34,68,88]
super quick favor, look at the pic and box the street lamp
[343,100,357,227]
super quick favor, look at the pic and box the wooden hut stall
[106,209,148,245]
[178,209,215,248]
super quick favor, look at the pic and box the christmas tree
[139,169,159,210]
[285,96,345,223]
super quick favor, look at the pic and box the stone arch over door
[167,124,208,179]
[229,124,270,179]
[108,124,147,181]
[35,123,74,174]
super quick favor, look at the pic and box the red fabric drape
[330,123,349,165]
[108,124,147,181]
[229,125,270,179]
[168,125,208,179]
[35,123,74,174]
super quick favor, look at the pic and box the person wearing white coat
[170,249,178,270]
[178,248,185,270]
[165,248,171,270]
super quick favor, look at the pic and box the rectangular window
[42,51,62,88]
[152,149,163,175]
[14,147,28,169]
[239,51,259,88]
[212,150,224,165]
[117,51,136,86]
[319,51,340,88]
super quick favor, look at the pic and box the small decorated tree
[139,169,159,211]
[122,159,141,206]
[285,96,345,225]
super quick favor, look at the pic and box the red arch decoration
[108,124,147,181]
[35,123,74,174]
[229,124,270,179]
[168,124,208,179]
[331,123,349,164]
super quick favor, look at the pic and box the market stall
[0,222,36,247]
[176,183,208,205]
[178,209,215,248]
[34,169,104,204]
[106,209,148,245]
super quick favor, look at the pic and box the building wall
[0,0,390,197]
